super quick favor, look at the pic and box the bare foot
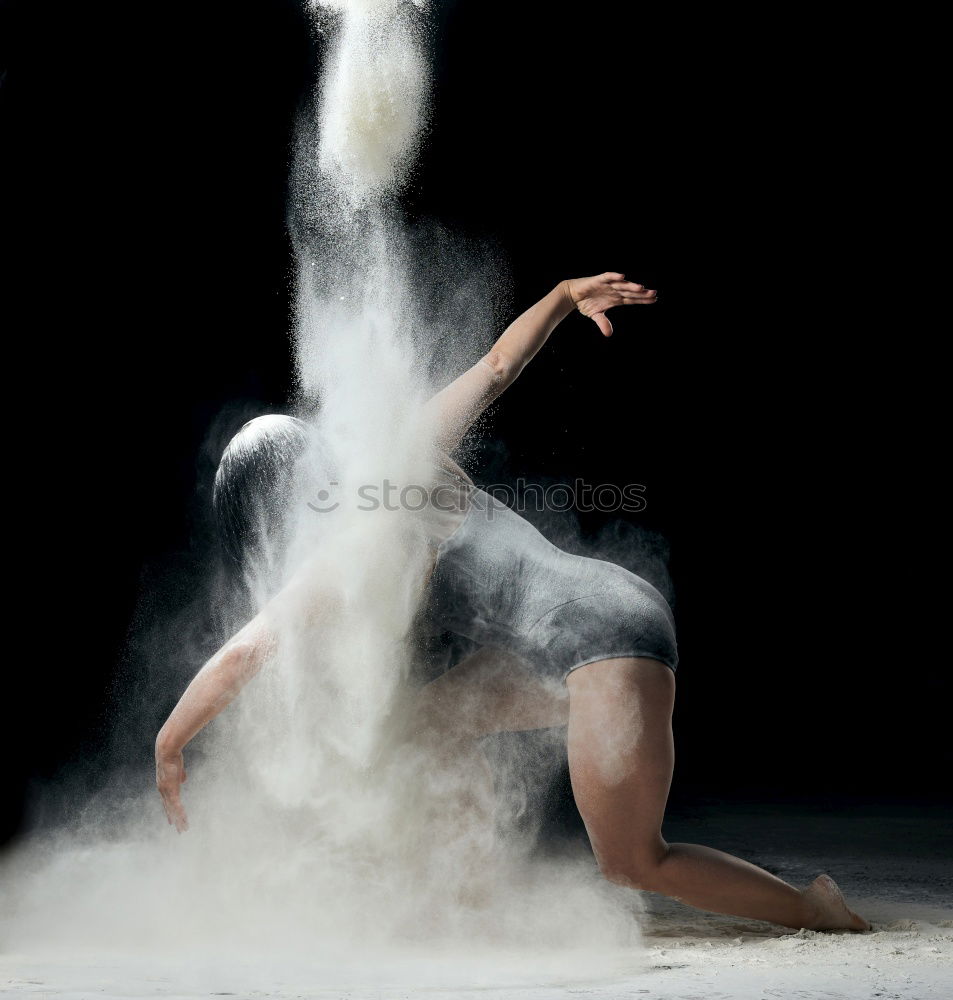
[802,874,871,931]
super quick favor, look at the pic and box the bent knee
[597,841,670,893]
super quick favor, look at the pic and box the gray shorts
[425,488,678,683]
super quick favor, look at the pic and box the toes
[850,911,872,932]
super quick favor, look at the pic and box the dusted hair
[212,414,310,577]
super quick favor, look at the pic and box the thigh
[412,645,570,743]
[566,657,676,872]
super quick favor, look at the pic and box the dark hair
[212,414,310,579]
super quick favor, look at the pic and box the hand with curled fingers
[155,741,190,833]
[565,271,657,337]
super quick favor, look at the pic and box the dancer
[156,272,869,932]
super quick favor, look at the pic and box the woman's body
[156,274,869,932]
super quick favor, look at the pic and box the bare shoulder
[434,450,474,486]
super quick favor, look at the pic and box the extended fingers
[159,781,188,831]
[618,289,657,304]
[611,281,656,298]
[160,785,178,819]
[167,797,189,832]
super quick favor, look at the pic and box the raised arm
[425,272,656,452]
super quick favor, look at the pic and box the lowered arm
[154,612,275,832]
[155,572,339,832]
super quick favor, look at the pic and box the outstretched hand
[156,744,189,833]
[566,272,657,337]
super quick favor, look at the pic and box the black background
[2,1,945,848]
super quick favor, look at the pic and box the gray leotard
[424,481,678,684]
